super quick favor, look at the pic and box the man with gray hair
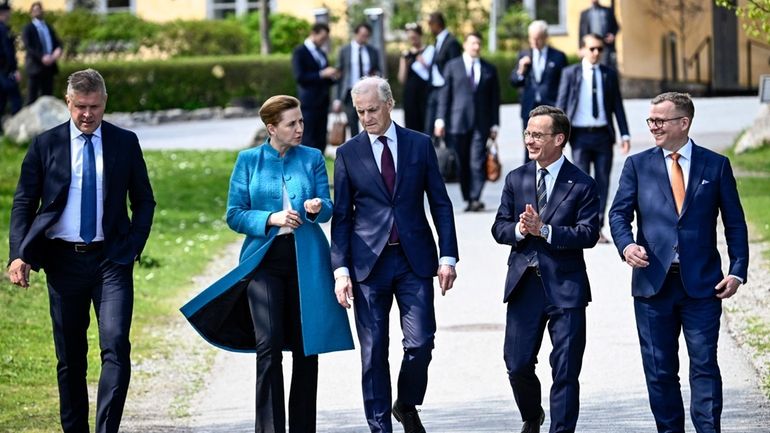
[331,76,458,433]
[511,20,567,163]
[8,68,155,433]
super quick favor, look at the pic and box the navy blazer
[579,5,620,45]
[335,43,381,100]
[431,32,462,84]
[510,46,567,120]
[557,63,629,140]
[9,121,155,270]
[331,124,458,281]
[21,20,61,75]
[491,159,600,307]
[609,142,749,298]
[291,44,334,109]
[437,56,500,135]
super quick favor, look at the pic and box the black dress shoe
[469,200,485,212]
[598,231,611,244]
[393,400,426,433]
[520,408,545,433]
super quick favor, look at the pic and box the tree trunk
[260,0,271,55]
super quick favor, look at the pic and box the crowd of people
[5,2,752,433]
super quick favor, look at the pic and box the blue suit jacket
[510,46,567,120]
[437,56,500,135]
[331,124,458,281]
[557,63,629,140]
[491,159,600,307]
[181,142,354,355]
[291,44,334,109]
[609,142,749,298]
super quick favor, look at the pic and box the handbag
[433,137,459,183]
[327,112,347,146]
[485,137,502,182]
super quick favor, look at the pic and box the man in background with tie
[334,23,381,137]
[434,32,500,212]
[578,0,620,68]
[291,23,340,153]
[7,69,155,433]
[22,1,61,105]
[511,20,567,164]
[331,76,458,433]
[609,92,749,433]
[557,33,630,243]
[492,105,600,433]
[424,12,462,136]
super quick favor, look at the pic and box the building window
[69,0,134,14]
[507,0,567,35]
[106,0,131,13]
[209,0,262,19]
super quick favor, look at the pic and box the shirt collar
[436,29,449,45]
[304,38,319,52]
[537,154,566,178]
[581,58,598,71]
[534,46,548,57]
[368,121,397,146]
[351,40,363,50]
[32,18,45,27]
[69,120,102,142]
[462,53,478,66]
[662,138,693,160]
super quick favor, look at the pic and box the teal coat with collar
[181,141,354,355]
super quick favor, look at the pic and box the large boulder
[3,96,70,143]
[736,104,770,154]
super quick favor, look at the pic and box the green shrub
[155,19,249,57]
[239,12,311,54]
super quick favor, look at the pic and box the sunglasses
[587,46,604,53]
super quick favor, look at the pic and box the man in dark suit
[0,2,22,119]
[510,20,567,163]
[424,12,462,135]
[21,1,62,105]
[557,33,630,243]
[333,23,381,137]
[492,105,600,433]
[291,23,340,153]
[331,76,458,433]
[579,0,620,68]
[609,92,749,433]
[435,31,500,212]
[7,69,155,433]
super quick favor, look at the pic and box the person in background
[0,1,22,121]
[334,23,381,137]
[22,1,62,105]
[397,22,430,133]
[579,0,620,68]
[424,12,462,136]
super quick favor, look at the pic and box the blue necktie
[537,168,548,213]
[80,133,96,243]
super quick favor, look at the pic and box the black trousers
[301,106,328,154]
[449,130,488,203]
[43,239,134,433]
[570,127,614,228]
[247,234,318,433]
[26,68,56,105]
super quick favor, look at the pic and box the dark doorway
[712,1,740,91]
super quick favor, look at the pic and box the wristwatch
[539,224,550,239]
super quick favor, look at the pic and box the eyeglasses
[645,116,685,128]
[523,131,557,141]
[587,46,604,53]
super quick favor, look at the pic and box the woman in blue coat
[181,95,353,433]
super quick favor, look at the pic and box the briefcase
[434,137,459,183]
[328,112,347,146]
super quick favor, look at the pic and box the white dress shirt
[515,154,566,243]
[349,41,372,88]
[532,46,547,83]
[32,18,53,54]
[463,53,481,88]
[333,121,456,279]
[572,59,608,128]
[430,29,449,87]
[46,121,105,242]
[304,38,326,68]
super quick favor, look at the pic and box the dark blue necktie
[379,136,399,244]
[537,168,548,213]
[80,133,96,243]
[591,66,599,119]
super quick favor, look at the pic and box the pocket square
[701,179,710,185]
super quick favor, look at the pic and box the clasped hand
[519,204,544,236]
[7,258,32,288]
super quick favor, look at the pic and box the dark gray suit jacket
[437,56,500,135]
[335,43,381,100]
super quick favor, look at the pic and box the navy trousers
[302,106,329,154]
[569,127,613,228]
[247,234,318,433]
[634,270,723,433]
[449,129,488,203]
[504,269,586,433]
[43,240,134,433]
[353,245,435,433]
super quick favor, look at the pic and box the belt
[668,263,680,274]
[526,266,541,277]
[51,239,104,253]
[572,126,609,133]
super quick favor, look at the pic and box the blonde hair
[259,95,301,127]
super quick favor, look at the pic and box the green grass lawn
[728,144,770,244]
[0,143,239,432]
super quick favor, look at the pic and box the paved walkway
[131,97,770,432]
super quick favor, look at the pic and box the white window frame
[89,0,135,14]
[523,0,567,35]
[208,0,273,19]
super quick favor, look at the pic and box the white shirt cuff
[439,256,456,267]
[333,267,350,279]
[621,134,631,142]
[515,222,525,241]
[434,118,445,130]
[729,275,744,284]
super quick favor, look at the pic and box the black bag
[434,137,459,183]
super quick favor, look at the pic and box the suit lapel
[650,147,678,216]
[680,142,705,218]
[101,122,117,202]
[394,124,408,194]
[541,161,577,222]
[521,162,537,211]
[351,133,390,198]
[51,123,72,197]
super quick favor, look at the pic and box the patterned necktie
[80,133,97,243]
[537,168,548,213]
[670,152,685,215]
[379,136,399,244]
[591,66,599,118]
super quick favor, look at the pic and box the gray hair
[528,20,549,36]
[651,92,694,120]
[351,76,394,105]
[66,69,107,97]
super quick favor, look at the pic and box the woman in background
[398,22,430,132]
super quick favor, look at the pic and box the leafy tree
[496,4,531,52]
[715,0,770,44]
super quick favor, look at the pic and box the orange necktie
[670,153,685,214]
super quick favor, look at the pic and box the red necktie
[379,136,399,244]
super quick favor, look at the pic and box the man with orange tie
[609,92,749,433]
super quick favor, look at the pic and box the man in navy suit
[492,105,600,433]
[424,12,462,136]
[578,0,620,68]
[333,23,381,137]
[21,1,62,105]
[291,23,340,153]
[7,69,155,433]
[557,33,630,243]
[609,92,749,433]
[435,31,500,212]
[511,20,567,163]
[331,76,458,433]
